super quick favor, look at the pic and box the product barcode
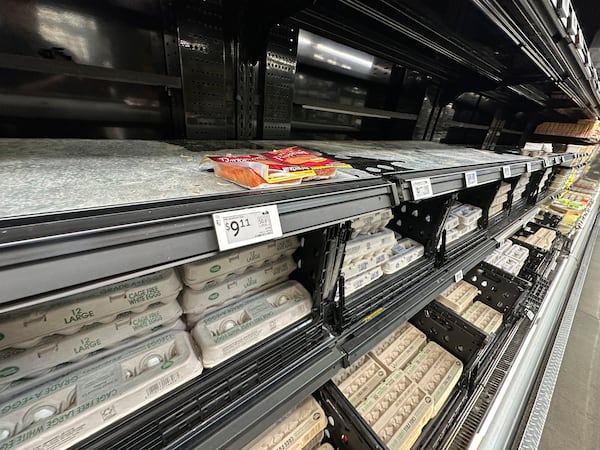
[146,373,181,397]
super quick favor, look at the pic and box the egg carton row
[336,266,383,299]
[436,280,479,315]
[344,229,397,264]
[350,208,394,238]
[446,221,478,245]
[484,242,529,276]
[0,330,202,450]
[515,227,557,252]
[461,301,503,335]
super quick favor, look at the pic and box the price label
[526,162,533,173]
[502,165,512,178]
[454,270,464,282]
[554,156,561,165]
[212,205,283,251]
[464,171,478,188]
[560,155,566,163]
[542,158,549,168]
[526,310,535,321]
[410,178,433,200]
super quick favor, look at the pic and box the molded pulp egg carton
[382,238,425,275]
[369,323,427,373]
[344,229,397,263]
[461,301,503,334]
[242,396,327,450]
[332,354,387,406]
[497,182,511,196]
[338,266,384,299]
[488,203,503,217]
[0,269,182,350]
[182,256,296,324]
[341,252,389,280]
[453,204,483,226]
[191,280,312,367]
[0,300,183,389]
[404,342,463,415]
[182,237,299,290]
[516,227,557,251]
[356,369,433,450]
[350,209,394,238]
[491,193,508,207]
[0,330,202,450]
[436,280,479,314]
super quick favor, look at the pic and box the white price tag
[212,205,283,251]
[410,178,433,200]
[560,155,566,163]
[542,158,549,168]
[526,162,533,173]
[526,310,535,321]
[464,171,478,188]
[454,270,464,282]
[502,165,512,178]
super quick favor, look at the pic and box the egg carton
[491,193,508,207]
[493,255,523,276]
[497,240,513,254]
[504,244,529,263]
[0,300,183,389]
[242,396,327,450]
[436,280,479,314]
[453,204,482,226]
[369,323,427,373]
[404,342,463,415]
[182,237,299,290]
[181,256,296,322]
[344,229,397,263]
[461,301,503,334]
[356,369,433,450]
[340,252,389,281]
[445,227,461,245]
[351,209,394,237]
[443,214,459,231]
[0,269,182,351]
[455,222,478,238]
[382,239,424,275]
[332,354,387,407]
[484,251,503,266]
[315,444,334,450]
[338,266,384,299]
[0,330,202,450]
[488,203,503,218]
[498,182,511,195]
[192,280,312,368]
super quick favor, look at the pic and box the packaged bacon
[261,147,352,179]
[206,155,315,189]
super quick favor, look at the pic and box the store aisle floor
[539,230,600,449]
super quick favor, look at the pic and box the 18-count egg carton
[461,301,503,334]
[369,323,427,373]
[182,256,297,326]
[484,241,529,276]
[443,204,482,244]
[182,237,299,290]
[0,300,183,389]
[191,280,312,367]
[0,269,182,351]
[0,330,202,449]
[332,354,388,406]
[242,396,327,450]
[435,280,479,314]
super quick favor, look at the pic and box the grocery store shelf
[294,96,418,120]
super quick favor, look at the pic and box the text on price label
[213,205,283,251]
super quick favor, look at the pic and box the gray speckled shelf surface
[0,139,373,218]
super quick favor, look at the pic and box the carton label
[63,308,94,325]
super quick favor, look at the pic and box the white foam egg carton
[495,255,523,276]
[0,300,183,388]
[344,229,397,263]
[339,266,384,299]
[181,256,296,322]
[497,240,513,254]
[351,209,394,237]
[443,214,459,231]
[504,244,529,263]
[382,239,424,275]
[369,323,427,373]
[0,330,202,449]
[453,205,482,226]
[182,237,299,290]
[436,280,479,314]
[484,251,503,266]
[404,342,463,415]
[332,354,387,407]
[356,369,433,450]
[191,281,312,368]
[242,396,327,450]
[0,269,182,351]
[462,301,503,335]
[340,252,389,280]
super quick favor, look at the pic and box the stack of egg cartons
[340,209,424,298]
[332,322,463,450]
[484,241,529,276]
[489,182,511,218]
[515,227,557,251]
[512,173,530,205]
[181,237,314,368]
[0,271,204,450]
[521,142,552,157]
[461,302,503,334]
[548,167,571,192]
[242,396,328,450]
[444,203,482,244]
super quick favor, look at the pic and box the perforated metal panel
[262,24,297,138]
[237,61,259,139]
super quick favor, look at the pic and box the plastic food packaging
[495,255,523,276]
[261,146,351,180]
[0,269,182,350]
[0,330,202,450]
[182,256,296,322]
[461,301,503,334]
[369,323,427,373]
[436,280,479,314]
[242,396,327,450]
[182,237,299,290]
[333,354,387,406]
[191,281,312,367]
[404,342,463,415]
